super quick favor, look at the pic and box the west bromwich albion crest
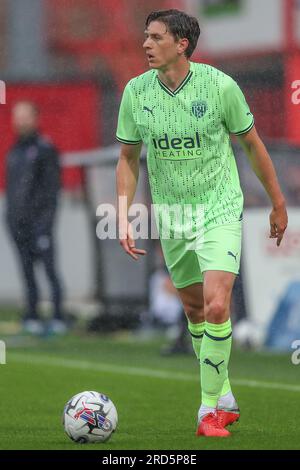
[191,100,207,119]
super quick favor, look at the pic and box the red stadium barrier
[0,82,100,191]
[46,0,179,90]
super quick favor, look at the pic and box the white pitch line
[9,353,300,393]
[230,378,300,393]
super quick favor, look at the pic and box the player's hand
[269,203,288,247]
[119,219,147,261]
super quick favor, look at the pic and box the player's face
[12,103,38,136]
[143,21,186,69]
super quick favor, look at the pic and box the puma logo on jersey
[227,251,238,262]
[143,106,155,115]
[203,358,224,375]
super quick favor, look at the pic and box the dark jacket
[5,132,60,237]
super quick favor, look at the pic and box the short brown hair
[145,9,200,58]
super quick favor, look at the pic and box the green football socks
[188,319,233,406]
[200,320,232,408]
[188,320,205,360]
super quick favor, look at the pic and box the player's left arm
[238,126,288,247]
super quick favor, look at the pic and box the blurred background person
[141,243,192,355]
[5,101,65,335]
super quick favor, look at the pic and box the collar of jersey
[156,65,193,97]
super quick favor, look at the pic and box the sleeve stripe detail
[116,136,142,145]
[232,119,255,136]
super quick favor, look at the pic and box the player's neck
[157,59,191,92]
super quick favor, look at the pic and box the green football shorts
[159,222,242,288]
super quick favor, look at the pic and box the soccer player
[116,10,288,437]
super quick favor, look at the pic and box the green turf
[0,332,299,450]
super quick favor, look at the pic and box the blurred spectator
[5,101,66,335]
[149,268,192,355]
[149,269,182,327]
[140,243,192,355]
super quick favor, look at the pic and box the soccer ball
[63,390,118,443]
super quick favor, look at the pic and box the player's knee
[183,303,204,323]
[204,299,227,323]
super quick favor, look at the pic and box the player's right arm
[116,142,146,260]
[116,82,146,260]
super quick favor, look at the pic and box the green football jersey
[116,61,254,229]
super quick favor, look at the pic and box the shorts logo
[227,251,238,262]
[191,100,207,119]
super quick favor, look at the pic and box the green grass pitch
[0,332,299,450]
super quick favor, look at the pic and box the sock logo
[227,251,238,262]
[203,358,224,375]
